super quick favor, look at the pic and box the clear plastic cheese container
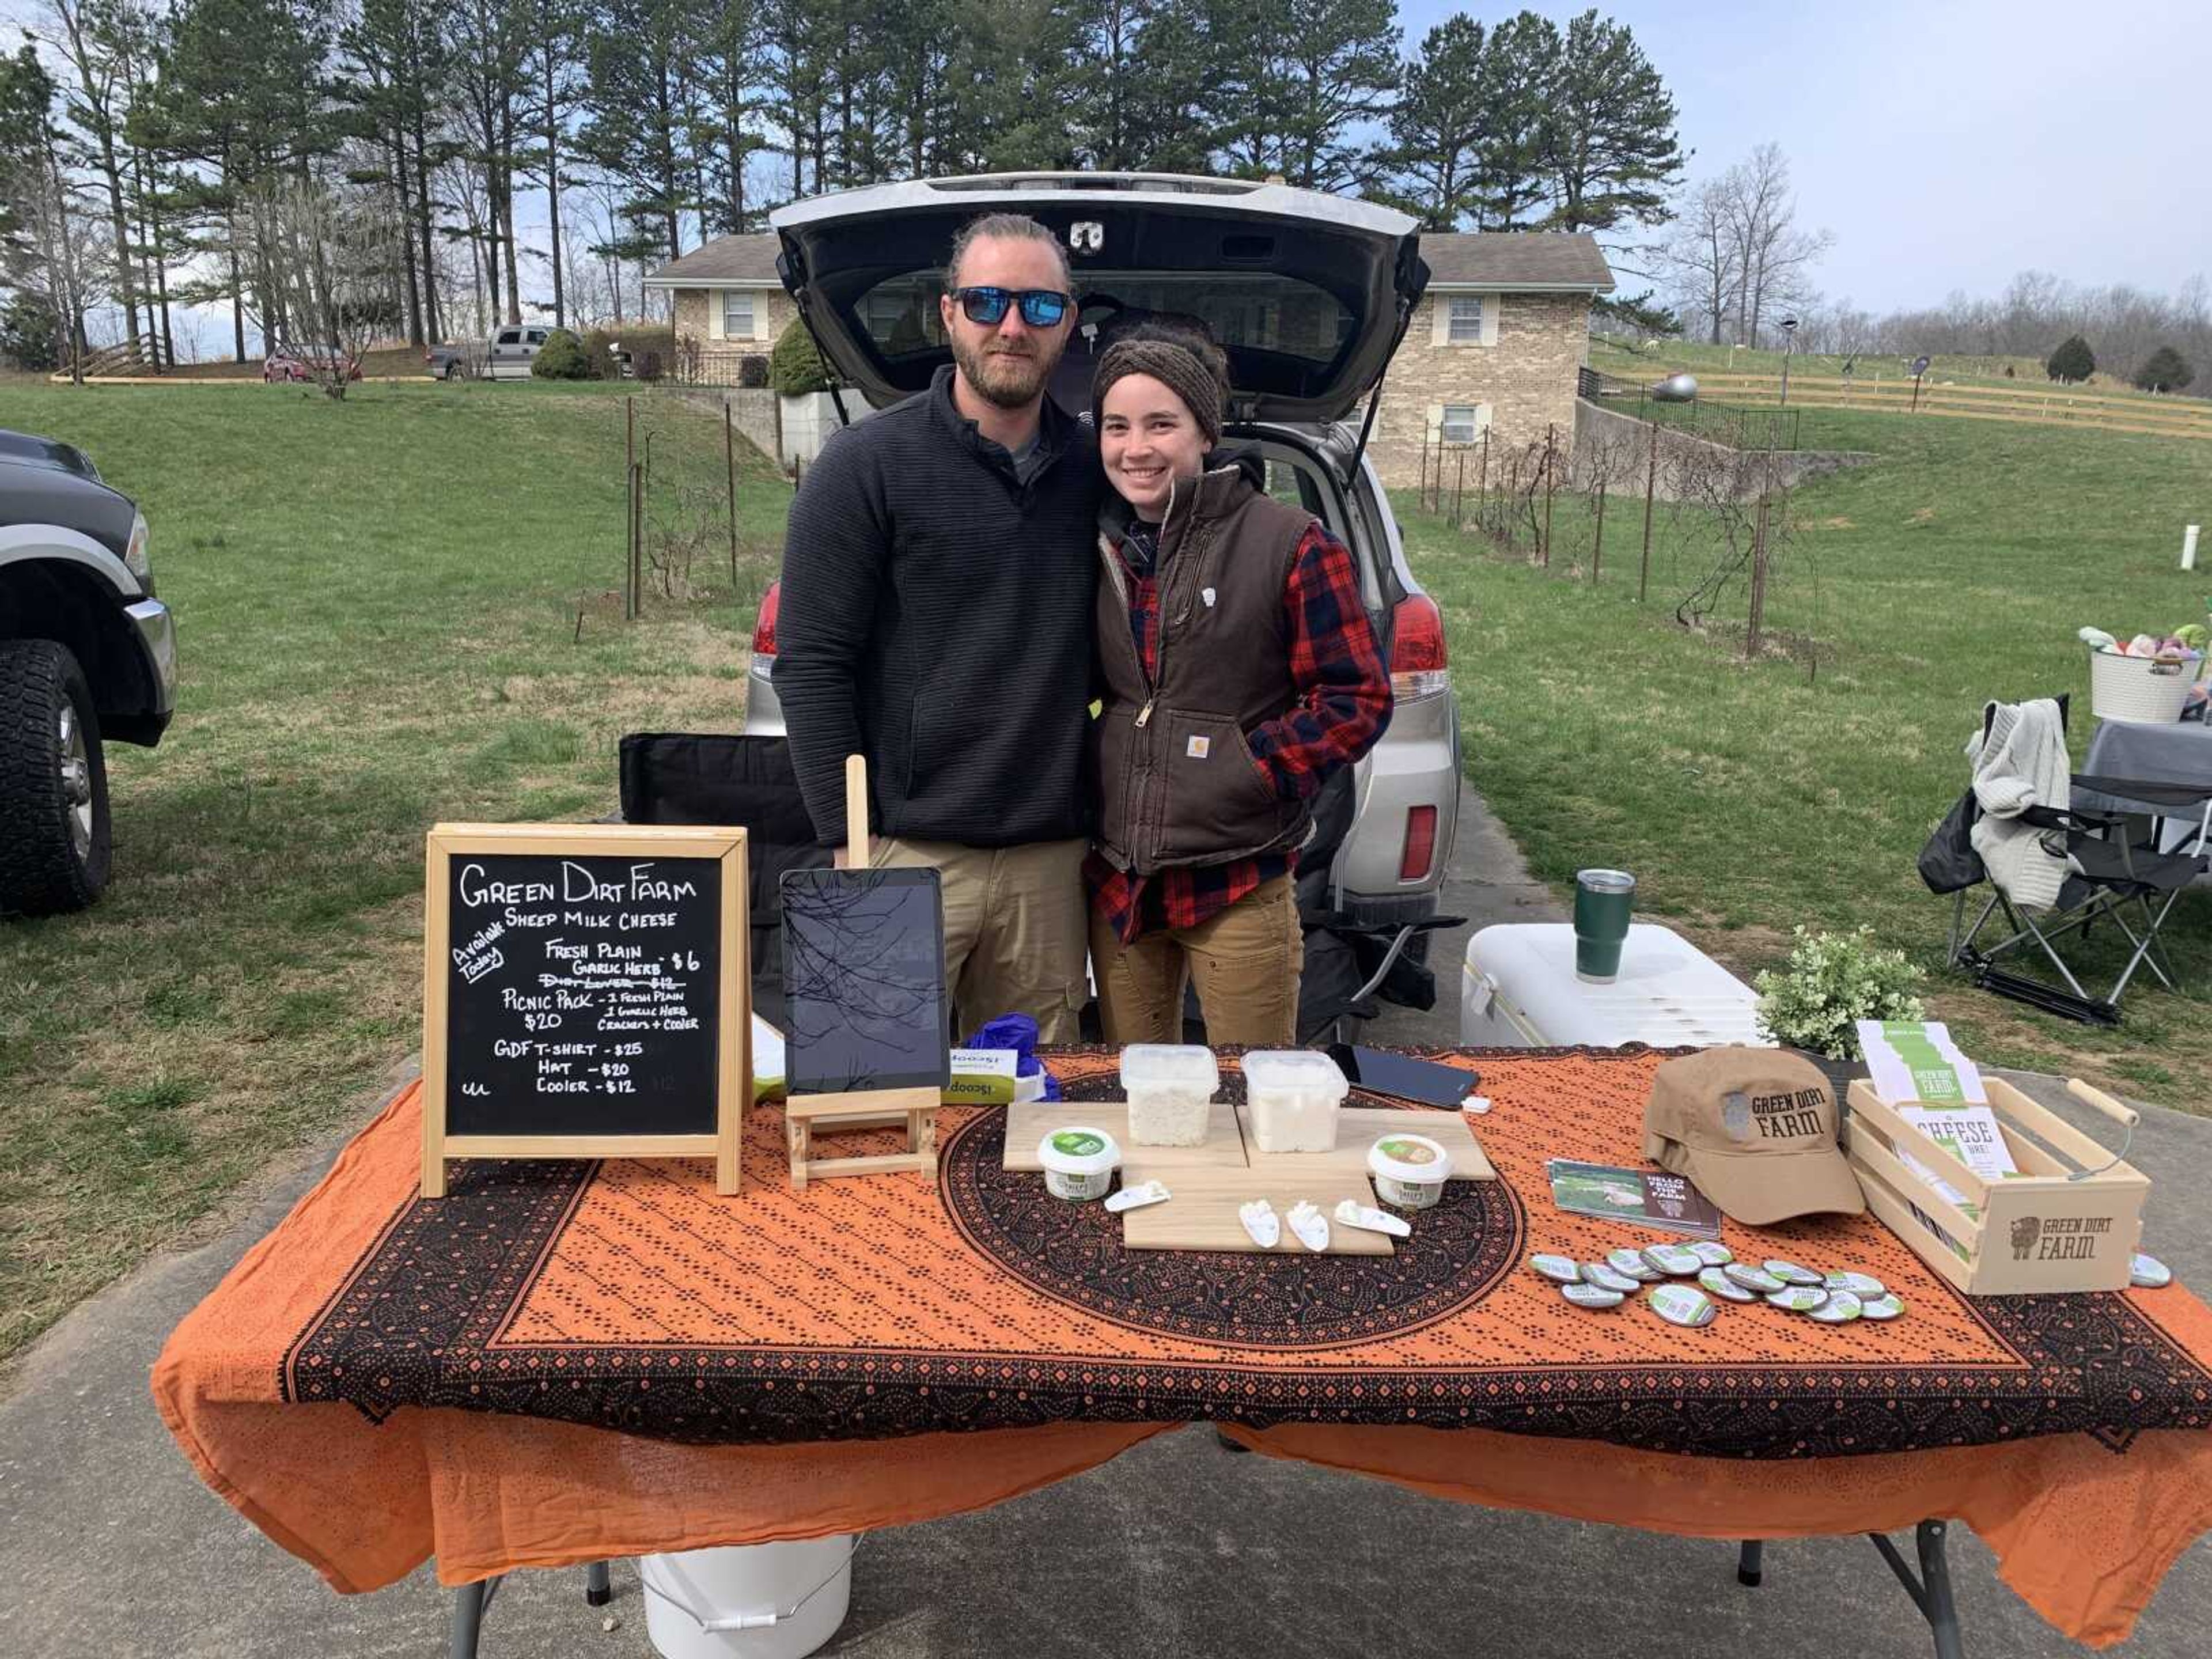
[1120,1044,1220,1146]
[1241,1048,1349,1153]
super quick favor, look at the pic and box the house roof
[1419,232,1613,293]
[646,227,1614,293]
[645,235,782,287]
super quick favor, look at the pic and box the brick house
[643,236,798,376]
[650,229,1611,484]
[1368,233,1615,487]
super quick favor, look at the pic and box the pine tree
[1269,0,1401,192]
[2133,346,2192,393]
[2046,334,2094,383]
[1540,9,1681,233]
[1468,9,1555,228]
[142,0,335,359]
[1384,13,1488,230]
[1116,0,1220,174]
[582,0,698,266]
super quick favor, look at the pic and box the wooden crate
[1844,1077,2146,1294]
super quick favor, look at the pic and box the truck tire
[0,639,112,916]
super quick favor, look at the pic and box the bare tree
[1656,176,1740,344]
[10,156,111,384]
[1718,145,1832,349]
[243,176,404,399]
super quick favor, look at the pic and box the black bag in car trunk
[618,733,829,1021]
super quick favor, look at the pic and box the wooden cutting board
[1241,1106,1496,1182]
[1117,1166,1393,1256]
[1002,1101,1247,1172]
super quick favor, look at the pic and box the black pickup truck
[0,430,176,914]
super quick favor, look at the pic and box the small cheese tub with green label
[1037,1128,1120,1202]
[1368,1132,1450,1209]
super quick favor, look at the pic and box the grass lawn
[1400,404,2212,1107]
[0,378,791,1365]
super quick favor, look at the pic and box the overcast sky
[10,0,2209,332]
[1414,0,2212,311]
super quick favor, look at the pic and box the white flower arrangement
[1752,926,1926,1059]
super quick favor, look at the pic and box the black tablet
[780,866,951,1094]
[1326,1044,1480,1109]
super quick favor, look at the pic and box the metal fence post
[1542,423,1556,568]
[1592,475,1606,585]
[1453,448,1466,529]
[1639,421,1658,604]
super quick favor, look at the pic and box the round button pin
[1648,1284,1718,1327]
[1699,1267,1756,1303]
[1582,1262,1643,1294]
[1808,1291,1863,1324]
[1528,1254,1582,1284]
[1640,1244,1705,1277]
[1607,1248,1664,1281]
[1764,1286,1829,1313]
[1562,1283,1625,1309]
[1724,1263,1787,1294]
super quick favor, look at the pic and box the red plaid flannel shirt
[1089,518,1392,945]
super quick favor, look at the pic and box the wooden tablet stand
[783,755,944,1191]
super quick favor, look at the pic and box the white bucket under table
[638,1535,855,1659]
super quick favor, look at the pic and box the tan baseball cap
[1642,1048,1865,1226]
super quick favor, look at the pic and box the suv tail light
[1389,593,1449,702]
[1399,804,1438,882]
[749,581,781,676]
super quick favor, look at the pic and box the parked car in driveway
[425,341,484,379]
[263,347,361,384]
[0,429,176,914]
[487,324,554,379]
[752,173,1461,1037]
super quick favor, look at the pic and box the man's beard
[951,331,1058,410]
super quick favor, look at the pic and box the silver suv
[748,174,1461,1030]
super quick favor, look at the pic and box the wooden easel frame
[421,822,751,1198]
[781,756,944,1188]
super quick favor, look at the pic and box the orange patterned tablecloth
[154,1048,2212,1646]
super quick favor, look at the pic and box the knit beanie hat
[1092,334,1228,446]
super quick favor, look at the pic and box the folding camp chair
[1925,697,2212,1024]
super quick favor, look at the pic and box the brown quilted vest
[1092,462,1312,876]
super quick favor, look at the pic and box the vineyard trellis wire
[1413,416,1816,674]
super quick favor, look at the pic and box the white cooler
[1460,923,1770,1050]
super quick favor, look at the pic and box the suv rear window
[854,270,1352,371]
[496,329,521,345]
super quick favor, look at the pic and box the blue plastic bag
[963,1013,1062,1101]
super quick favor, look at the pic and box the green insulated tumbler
[1574,869,1636,983]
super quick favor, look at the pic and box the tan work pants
[870,837,1090,1042]
[1089,874,1303,1047]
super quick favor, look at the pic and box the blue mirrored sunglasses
[950,286,1072,328]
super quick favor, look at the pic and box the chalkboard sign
[421,823,750,1197]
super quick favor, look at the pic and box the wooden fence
[1688,372,2212,441]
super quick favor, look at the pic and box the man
[772,213,1100,1040]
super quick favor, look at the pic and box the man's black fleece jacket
[771,366,1103,849]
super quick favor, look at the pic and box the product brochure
[1547,1160,1724,1240]
[1857,1019,1987,1104]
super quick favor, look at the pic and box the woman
[1086,323,1392,1045]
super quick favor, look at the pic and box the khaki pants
[870,837,1090,1043]
[1090,874,1303,1047]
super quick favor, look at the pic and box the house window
[1440,404,1480,444]
[1448,297,1484,344]
[722,293,755,339]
